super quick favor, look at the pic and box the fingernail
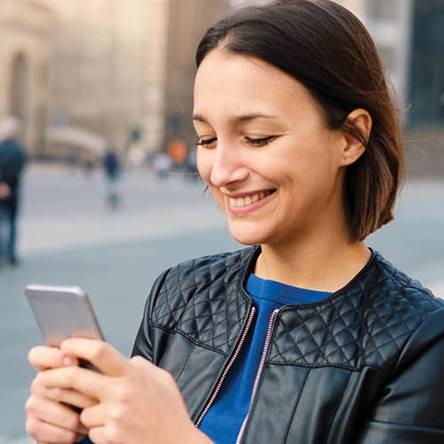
[64,355,75,366]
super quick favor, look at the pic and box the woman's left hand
[36,338,212,444]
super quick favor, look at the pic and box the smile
[228,190,276,209]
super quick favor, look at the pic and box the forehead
[193,48,316,119]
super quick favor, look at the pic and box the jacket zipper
[236,308,280,444]
[195,306,257,427]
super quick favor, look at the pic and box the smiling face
[193,48,351,247]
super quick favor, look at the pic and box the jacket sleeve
[357,308,444,444]
[131,269,170,362]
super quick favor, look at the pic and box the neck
[255,236,371,293]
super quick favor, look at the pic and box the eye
[245,136,276,147]
[196,137,217,148]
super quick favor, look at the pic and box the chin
[228,220,274,246]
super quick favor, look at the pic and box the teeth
[229,191,273,208]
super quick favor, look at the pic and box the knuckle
[25,417,41,439]
[30,377,41,395]
[48,387,63,401]
[130,355,146,366]
[114,384,132,404]
[24,396,37,414]
[159,368,175,385]
[57,387,66,400]
[109,403,127,421]
[92,342,111,361]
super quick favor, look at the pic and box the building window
[409,0,444,126]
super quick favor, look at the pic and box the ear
[339,108,372,167]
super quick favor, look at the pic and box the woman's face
[193,48,348,246]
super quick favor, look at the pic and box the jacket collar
[240,245,379,306]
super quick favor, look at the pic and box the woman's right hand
[25,345,96,443]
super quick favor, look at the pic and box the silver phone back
[25,284,104,346]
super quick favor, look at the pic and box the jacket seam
[377,259,441,304]
[266,360,389,372]
[282,368,310,444]
[149,268,171,320]
[149,323,227,357]
[376,266,443,377]
[175,342,197,387]
[387,307,444,378]
[324,371,353,444]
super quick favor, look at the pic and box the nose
[209,142,249,188]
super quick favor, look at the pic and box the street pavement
[0,163,443,442]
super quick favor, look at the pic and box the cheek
[196,153,225,207]
[210,187,225,208]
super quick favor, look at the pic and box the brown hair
[196,0,405,242]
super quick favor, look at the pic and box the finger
[61,339,130,377]
[130,354,153,370]
[88,426,107,444]
[62,354,80,367]
[25,394,88,435]
[80,403,107,429]
[46,387,97,410]
[26,416,85,443]
[28,346,65,371]
[88,424,126,444]
[31,376,96,410]
[37,366,109,400]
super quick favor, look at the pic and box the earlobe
[340,108,372,166]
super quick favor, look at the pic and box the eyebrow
[192,113,278,124]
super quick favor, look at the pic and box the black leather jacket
[132,247,444,443]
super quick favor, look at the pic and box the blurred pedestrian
[0,116,27,267]
[167,138,188,172]
[102,147,121,208]
[152,151,172,180]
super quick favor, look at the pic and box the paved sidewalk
[0,438,31,444]
[19,164,226,255]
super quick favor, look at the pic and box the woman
[25,1,444,443]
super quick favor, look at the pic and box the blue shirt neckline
[247,273,332,306]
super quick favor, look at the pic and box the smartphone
[25,284,104,353]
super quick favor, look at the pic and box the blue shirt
[199,274,332,444]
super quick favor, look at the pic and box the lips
[227,189,276,209]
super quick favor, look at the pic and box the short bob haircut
[196,0,405,242]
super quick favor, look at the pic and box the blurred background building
[43,0,170,164]
[339,0,444,131]
[164,0,229,155]
[0,0,53,155]
[342,0,444,176]
[0,0,442,175]
[0,0,229,166]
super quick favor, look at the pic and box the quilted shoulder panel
[150,248,254,355]
[268,252,444,370]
